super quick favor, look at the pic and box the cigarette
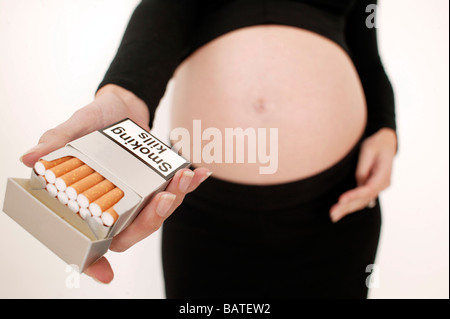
[101,207,119,227]
[45,158,84,184]
[46,183,58,197]
[79,207,91,220]
[77,179,115,208]
[34,156,73,176]
[89,187,124,217]
[65,172,104,200]
[67,200,80,213]
[55,164,95,191]
[57,191,69,205]
[35,155,125,228]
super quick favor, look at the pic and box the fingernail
[178,170,194,193]
[199,171,212,183]
[156,193,176,218]
[20,143,45,162]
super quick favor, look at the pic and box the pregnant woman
[21,0,397,298]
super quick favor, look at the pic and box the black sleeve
[97,0,198,129]
[345,0,397,137]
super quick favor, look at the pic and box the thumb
[20,104,105,168]
[355,145,377,187]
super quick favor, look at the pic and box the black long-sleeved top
[98,0,396,136]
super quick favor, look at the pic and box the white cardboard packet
[2,118,190,272]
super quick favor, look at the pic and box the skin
[20,27,397,284]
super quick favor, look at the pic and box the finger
[330,192,369,222]
[146,167,210,206]
[355,144,376,187]
[109,191,176,252]
[109,168,211,252]
[365,152,392,192]
[330,196,372,223]
[83,256,114,284]
[165,168,196,196]
[337,185,376,205]
[340,153,389,205]
[330,182,379,223]
[186,167,212,194]
[331,159,390,223]
[20,104,105,168]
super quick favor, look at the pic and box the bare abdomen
[170,25,367,185]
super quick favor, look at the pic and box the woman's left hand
[329,128,397,223]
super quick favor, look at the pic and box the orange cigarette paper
[58,164,95,187]
[68,172,105,194]
[92,187,124,212]
[47,158,84,179]
[79,180,115,203]
[34,156,73,175]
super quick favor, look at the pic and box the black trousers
[162,138,381,298]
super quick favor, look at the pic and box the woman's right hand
[20,84,151,167]
[20,85,211,283]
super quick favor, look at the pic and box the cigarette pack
[2,118,190,272]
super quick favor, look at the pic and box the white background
[0,0,448,299]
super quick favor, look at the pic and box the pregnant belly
[170,25,367,185]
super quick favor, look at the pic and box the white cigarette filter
[65,172,104,200]
[79,207,91,220]
[46,183,58,197]
[101,207,119,227]
[34,156,73,176]
[67,200,80,213]
[55,164,95,191]
[89,187,124,217]
[45,158,84,184]
[57,191,69,205]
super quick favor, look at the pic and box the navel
[253,100,267,113]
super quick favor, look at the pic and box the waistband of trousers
[187,136,363,211]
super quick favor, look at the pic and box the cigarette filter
[67,200,79,213]
[79,207,91,220]
[101,207,119,227]
[57,191,69,205]
[46,183,58,197]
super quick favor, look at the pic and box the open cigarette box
[2,118,190,272]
